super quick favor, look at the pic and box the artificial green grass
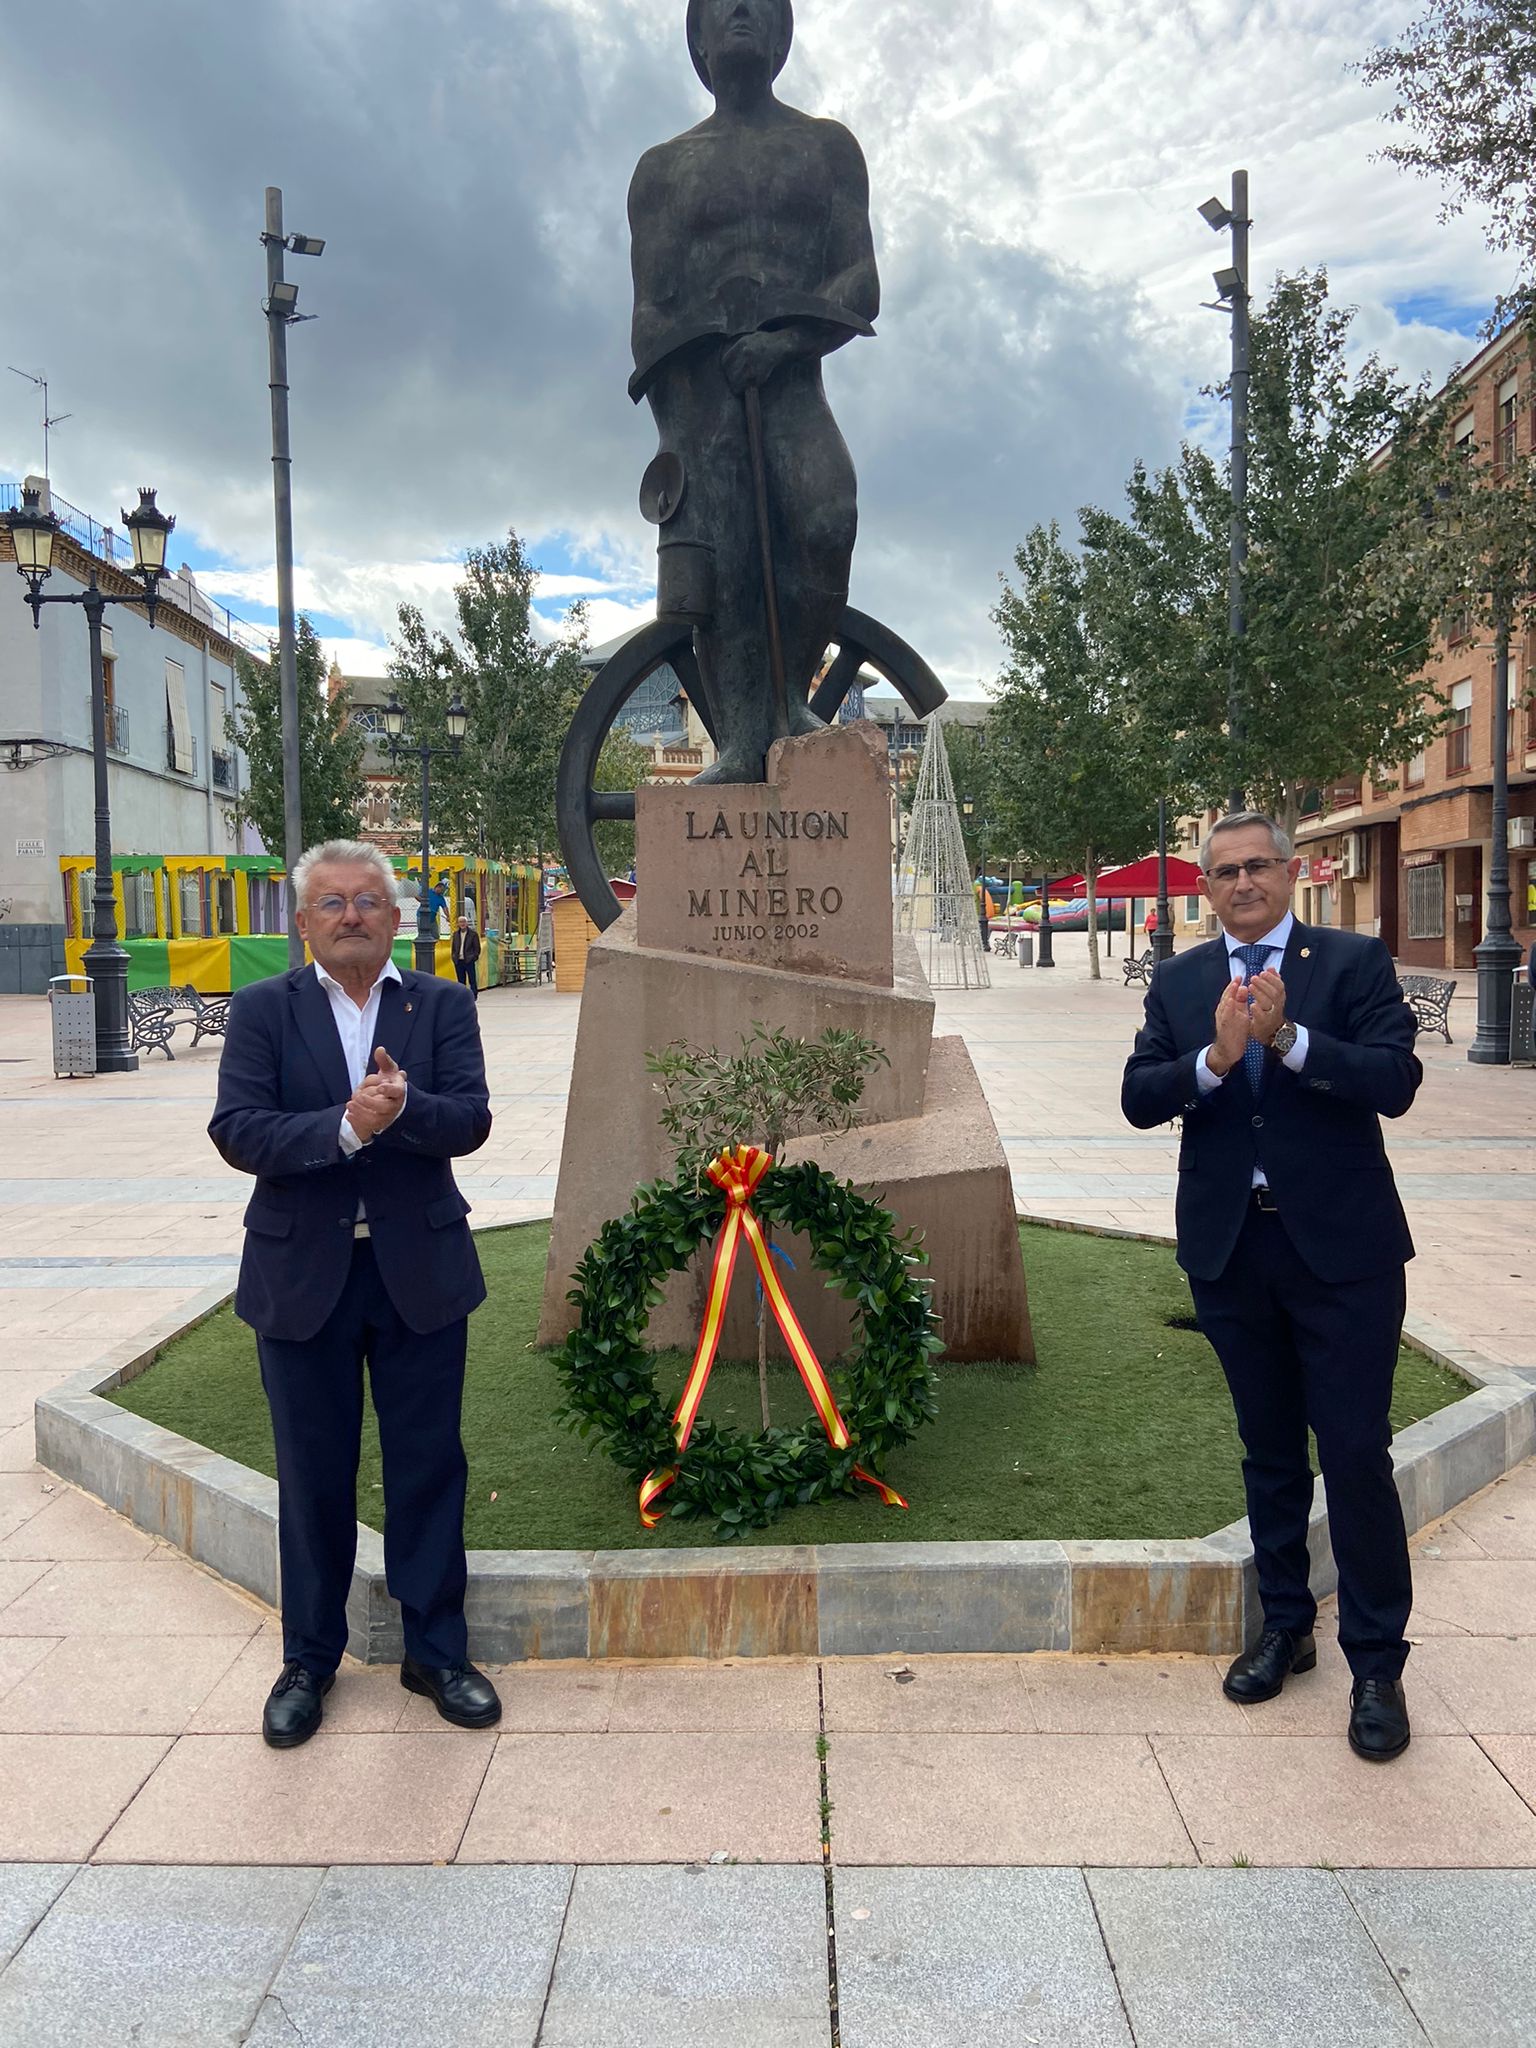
[108,1221,1468,1550]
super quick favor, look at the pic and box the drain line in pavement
[816,1667,842,2047]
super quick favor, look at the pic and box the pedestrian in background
[452,915,481,998]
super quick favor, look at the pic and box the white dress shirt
[1194,913,1309,1190]
[315,959,406,1226]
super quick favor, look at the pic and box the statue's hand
[721,329,796,394]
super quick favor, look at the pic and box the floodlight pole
[264,186,305,968]
[1225,169,1250,815]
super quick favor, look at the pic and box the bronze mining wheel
[556,607,948,931]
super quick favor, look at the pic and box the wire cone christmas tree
[895,714,990,989]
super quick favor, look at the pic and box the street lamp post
[1198,171,1251,815]
[1037,868,1055,968]
[3,485,175,1073]
[261,188,325,968]
[1468,594,1523,1064]
[381,690,468,975]
[1152,796,1175,963]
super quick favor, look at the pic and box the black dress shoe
[1222,1627,1318,1703]
[400,1653,502,1728]
[262,1662,334,1748]
[1349,1678,1411,1762]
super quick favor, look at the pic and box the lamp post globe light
[4,484,176,1074]
[381,688,468,975]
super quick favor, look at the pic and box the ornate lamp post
[1152,796,1175,963]
[1468,587,1523,1064]
[5,485,175,1073]
[381,688,467,974]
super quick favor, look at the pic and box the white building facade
[1,480,259,992]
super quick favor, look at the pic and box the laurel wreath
[555,1159,942,1538]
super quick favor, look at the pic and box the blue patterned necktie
[1234,943,1271,1092]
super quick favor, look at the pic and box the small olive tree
[646,1025,890,1427]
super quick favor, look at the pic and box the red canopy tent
[1069,855,1202,897]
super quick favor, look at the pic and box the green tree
[1078,271,1446,823]
[990,522,1162,978]
[593,726,654,876]
[387,530,593,861]
[1361,0,1536,329]
[227,616,365,856]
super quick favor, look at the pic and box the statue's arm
[816,121,880,332]
[628,146,700,403]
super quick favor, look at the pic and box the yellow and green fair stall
[60,851,541,992]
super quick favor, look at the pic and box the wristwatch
[1271,1020,1298,1058]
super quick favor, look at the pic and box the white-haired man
[1123,812,1423,1762]
[210,840,500,1747]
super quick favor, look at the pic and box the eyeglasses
[1205,858,1285,884]
[309,892,390,916]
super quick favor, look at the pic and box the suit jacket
[209,966,492,1341]
[1121,924,1421,1284]
[451,928,481,965]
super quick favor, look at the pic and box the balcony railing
[89,699,130,753]
[211,749,235,791]
[1446,722,1471,774]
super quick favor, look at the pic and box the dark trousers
[454,959,478,996]
[1189,1201,1412,1682]
[257,1237,470,1677]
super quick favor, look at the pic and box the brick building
[1292,324,1535,970]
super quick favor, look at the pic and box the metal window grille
[1406,863,1445,942]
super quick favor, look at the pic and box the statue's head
[687,0,793,91]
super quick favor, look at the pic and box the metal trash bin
[48,974,96,1078]
[1015,934,1034,967]
[1511,970,1535,1068]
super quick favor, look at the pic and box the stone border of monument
[33,1218,1536,1664]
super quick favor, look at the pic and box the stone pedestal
[539,722,1032,1362]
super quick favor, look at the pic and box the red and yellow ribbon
[639,1144,908,1526]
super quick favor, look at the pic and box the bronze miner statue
[628,0,879,782]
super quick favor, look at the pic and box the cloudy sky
[1,0,1506,692]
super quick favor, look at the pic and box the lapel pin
[1300,947,1311,959]
[404,1001,413,1012]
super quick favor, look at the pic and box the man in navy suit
[1123,813,1423,1762]
[210,840,500,1747]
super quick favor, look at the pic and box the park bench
[1397,972,1456,1045]
[1123,948,1155,987]
[128,985,231,1060]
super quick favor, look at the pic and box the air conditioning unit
[1510,816,1536,849]
[1340,832,1368,880]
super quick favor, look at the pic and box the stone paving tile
[828,1734,1196,1867]
[1342,1868,1536,2048]
[246,1864,572,2047]
[1413,1516,1491,1561]
[0,1474,51,1545]
[0,1864,322,2047]
[96,1732,497,1865]
[0,1375,60,1433]
[835,1866,1132,2047]
[457,1733,822,1864]
[1408,1560,1536,1637]
[0,1427,36,1473]
[187,1632,411,1735]
[1448,1467,1536,1559]
[606,1659,820,1733]
[0,1864,75,1970]
[397,1659,619,1734]
[1477,1733,1536,1816]
[0,1557,265,1638]
[0,1488,156,1562]
[1086,1868,1424,2048]
[0,1562,49,1615]
[1152,1734,1536,1867]
[540,1865,828,2048]
[0,1634,248,1735]
[0,1734,171,1859]
[0,1637,58,1703]
[820,1655,1036,1733]
[1407,1639,1536,1734]
[1022,1652,1238,1735]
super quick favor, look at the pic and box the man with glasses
[1123,812,1422,1762]
[210,840,500,1747]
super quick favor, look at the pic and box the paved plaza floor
[0,947,1533,2043]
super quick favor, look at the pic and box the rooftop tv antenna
[7,368,72,479]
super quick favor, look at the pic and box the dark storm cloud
[2,0,1183,682]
